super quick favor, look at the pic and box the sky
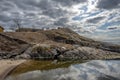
[0,0,120,44]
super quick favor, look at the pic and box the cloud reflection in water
[6,60,120,80]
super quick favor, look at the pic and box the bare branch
[12,18,22,32]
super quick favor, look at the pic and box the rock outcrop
[0,28,120,60]
[13,44,120,60]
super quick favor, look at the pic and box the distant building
[0,26,4,32]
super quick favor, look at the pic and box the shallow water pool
[5,60,120,80]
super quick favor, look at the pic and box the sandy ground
[0,60,26,80]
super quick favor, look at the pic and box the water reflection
[5,60,120,80]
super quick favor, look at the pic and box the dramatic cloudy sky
[0,0,120,44]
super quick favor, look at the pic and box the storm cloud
[0,0,120,44]
[0,0,87,28]
[53,0,87,6]
[96,0,120,9]
[86,17,105,23]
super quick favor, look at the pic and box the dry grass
[2,32,48,44]
[1,28,120,53]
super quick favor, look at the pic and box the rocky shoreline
[0,28,120,60]
[0,44,120,60]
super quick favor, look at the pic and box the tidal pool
[5,60,120,80]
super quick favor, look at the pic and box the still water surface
[5,60,120,80]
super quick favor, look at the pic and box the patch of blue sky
[98,21,120,30]
[92,31,104,35]
[72,10,103,21]
[108,14,116,20]
[95,29,120,36]
[72,5,88,21]
[108,34,120,38]
[72,16,82,21]
[88,10,103,16]
[79,5,88,13]
[107,30,120,35]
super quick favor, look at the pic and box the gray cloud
[0,0,87,29]
[0,0,120,44]
[96,0,120,9]
[54,18,69,27]
[53,0,87,7]
[42,8,68,18]
[86,17,105,23]
[0,14,11,22]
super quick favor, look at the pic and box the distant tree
[9,24,16,31]
[13,18,22,32]
[10,18,22,32]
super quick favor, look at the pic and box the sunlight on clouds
[71,4,81,15]
[87,0,98,12]
[0,0,120,44]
